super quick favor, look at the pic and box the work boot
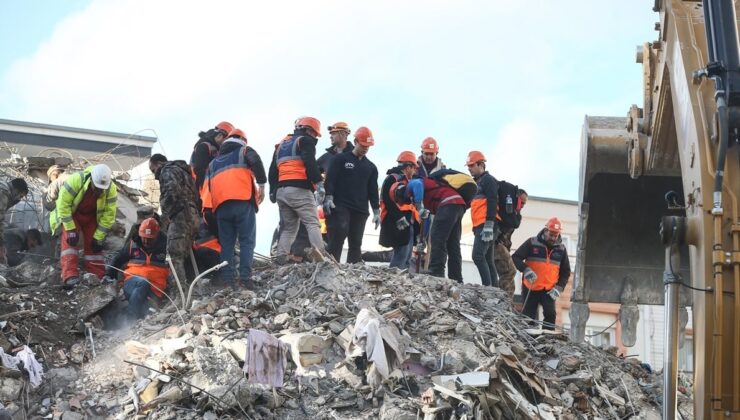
[275,255,290,266]
[62,276,80,290]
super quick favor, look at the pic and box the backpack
[429,169,478,205]
[497,180,521,228]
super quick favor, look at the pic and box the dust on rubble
[0,262,694,419]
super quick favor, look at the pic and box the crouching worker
[104,218,169,321]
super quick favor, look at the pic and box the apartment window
[586,328,613,348]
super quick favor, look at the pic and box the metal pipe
[166,255,186,307]
[662,218,682,420]
[732,223,740,411]
[185,261,228,310]
[712,207,725,411]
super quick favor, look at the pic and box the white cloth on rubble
[244,329,289,388]
[0,345,44,387]
[351,307,406,379]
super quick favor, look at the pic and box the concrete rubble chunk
[0,378,21,401]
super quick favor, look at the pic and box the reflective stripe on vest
[526,237,564,291]
[124,242,169,298]
[205,146,255,211]
[276,136,308,182]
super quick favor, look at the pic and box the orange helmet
[215,121,234,136]
[396,151,418,166]
[139,218,160,239]
[421,137,439,153]
[354,126,375,147]
[295,116,322,137]
[546,217,563,234]
[328,122,350,134]
[228,128,247,141]
[466,151,486,166]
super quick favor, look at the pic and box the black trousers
[428,204,465,282]
[326,206,368,263]
[521,286,557,330]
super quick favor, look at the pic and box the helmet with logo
[421,137,439,153]
[546,217,563,234]
[354,126,375,147]
[139,218,160,239]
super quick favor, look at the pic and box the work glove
[548,286,563,301]
[66,230,79,247]
[269,191,277,204]
[323,195,336,215]
[396,217,410,231]
[314,182,326,206]
[481,221,495,242]
[523,267,537,286]
[91,238,105,253]
[372,208,381,230]
[416,240,427,255]
[415,202,430,220]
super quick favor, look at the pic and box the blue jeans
[472,226,498,286]
[390,226,414,269]
[216,200,256,283]
[123,276,152,320]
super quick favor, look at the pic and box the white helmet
[90,164,112,189]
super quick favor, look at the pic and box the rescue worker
[324,126,380,263]
[190,121,234,209]
[379,151,419,269]
[399,176,464,281]
[148,154,199,290]
[467,151,499,287]
[42,165,69,211]
[268,117,326,264]
[512,217,571,330]
[495,189,528,298]
[317,122,353,175]
[51,165,116,289]
[416,137,446,178]
[0,179,28,264]
[204,128,266,287]
[104,218,169,321]
[4,228,42,267]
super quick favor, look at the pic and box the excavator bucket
[575,116,690,306]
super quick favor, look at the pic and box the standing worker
[495,188,528,298]
[324,126,380,263]
[379,151,419,269]
[398,176,465,281]
[512,217,571,330]
[204,128,265,288]
[51,165,116,289]
[268,116,326,264]
[190,122,234,207]
[467,151,499,287]
[104,218,169,321]
[148,154,199,290]
[416,137,446,178]
[317,122,353,175]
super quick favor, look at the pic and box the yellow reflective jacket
[49,166,118,241]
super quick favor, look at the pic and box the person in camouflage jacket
[0,178,29,264]
[149,154,199,290]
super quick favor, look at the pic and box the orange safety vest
[124,241,169,298]
[380,174,420,223]
[205,146,256,211]
[525,236,566,291]
[193,235,222,253]
[276,136,308,182]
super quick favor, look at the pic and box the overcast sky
[0,0,658,252]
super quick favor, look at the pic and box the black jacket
[379,167,413,248]
[325,150,379,214]
[512,228,571,290]
[190,136,220,192]
[317,142,354,176]
[268,128,323,192]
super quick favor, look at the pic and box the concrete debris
[0,259,693,418]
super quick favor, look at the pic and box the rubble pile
[13,262,687,420]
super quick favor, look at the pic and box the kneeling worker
[105,218,169,321]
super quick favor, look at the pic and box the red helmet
[228,128,247,141]
[546,217,563,234]
[421,137,439,153]
[295,116,322,137]
[139,218,160,239]
[354,126,375,147]
[466,151,486,166]
[215,121,234,136]
[396,151,418,167]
